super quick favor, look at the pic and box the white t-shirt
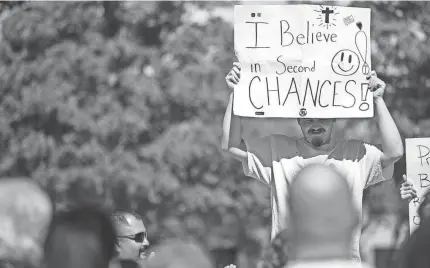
[242,135,391,262]
[285,260,374,268]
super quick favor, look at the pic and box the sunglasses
[117,232,147,243]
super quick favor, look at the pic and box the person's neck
[299,138,337,157]
[293,242,351,262]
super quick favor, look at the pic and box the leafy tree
[0,2,267,266]
[0,1,429,267]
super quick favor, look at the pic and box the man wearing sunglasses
[111,211,152,262]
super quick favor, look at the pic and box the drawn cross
[321,7,334,23]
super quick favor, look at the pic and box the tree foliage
[0,1,429,266]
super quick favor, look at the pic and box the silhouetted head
[0,179,53,266]
[44,206,117,268]
[401,218,430,268]
[110,212,149,260]
[297,118,335,148]
[288,164,359,260]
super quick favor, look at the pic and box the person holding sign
[402,136,430,232]
[221,63,404,263]
[400,175,430,225]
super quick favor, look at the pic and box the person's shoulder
[247,134,296,144]
[271,134,297,144]
[271,135,299,156]
[329,139,367,162]
[344,139,382,149]
[336,139,384,163]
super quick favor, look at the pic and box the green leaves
[1,1,428,265]
[0,2,261,255]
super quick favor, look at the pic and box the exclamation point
[359,83,370,111]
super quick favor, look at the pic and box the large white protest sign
[406,138,430,234]
[234,5,372,118]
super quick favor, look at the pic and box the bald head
[289,164,359,247]
[0,179,53,265]
[110,211,150,260]
[110,211,145,235]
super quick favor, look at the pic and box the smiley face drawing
[331,49,360,76]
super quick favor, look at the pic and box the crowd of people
[0,178,215,268]
[0,61,426,268]
[0,165,426,268]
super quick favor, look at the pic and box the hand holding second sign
[400,174,418,203]
[225,62,241,90]
[366,70,386,101]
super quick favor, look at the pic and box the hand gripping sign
[233,5,372,118]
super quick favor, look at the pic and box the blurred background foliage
[0,1,429,267]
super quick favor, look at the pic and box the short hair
[0,179,53,266]
[296,118,336,123]
[110,211,143,228]
[44,206,117,268]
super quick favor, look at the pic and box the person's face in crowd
[297,118,335,148]
[116,216,150,260]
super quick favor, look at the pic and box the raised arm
[368,71,404,168]
[221,63,272,185]
[221,63,247,162]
